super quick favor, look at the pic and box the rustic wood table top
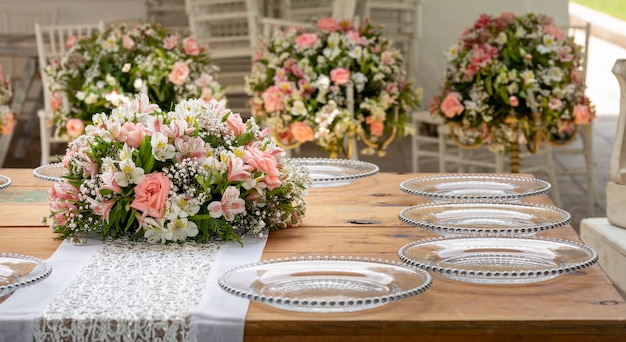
[1,168,625,341]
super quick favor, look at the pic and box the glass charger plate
[218,256,432,313]
[398,202,571,237]
[0,253,52,297]
[398,236,597,284]
[33,163,65,182]
[0,174,11,190]
[400,174,551,202]
[289,158,379,188]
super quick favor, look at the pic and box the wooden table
[1,169,625,341]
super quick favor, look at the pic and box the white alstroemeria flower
[84,93,98,105]
[133,78,143,90]
[496,31,508,45]
[537,35,558,54]
[142,217,171,244]
[100,157,117,173]
[167,218,199,241]
[520,70,536,85]
[290,100,307,116]
[106,74,116,86]
[166,195,201,220]
[315,75,330,91]
[118,144,135,162]
[115,159,144,187]
[544,66,564,83]
[445,44,459,62]
[151,132,176,161]
[122,63,131,73]
[102,34,119,52]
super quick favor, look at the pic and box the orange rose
[290,122,314,142]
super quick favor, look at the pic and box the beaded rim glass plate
[400,174,551,202]
[289,158,379,188]
[0,253,52,297]
[398,236,598,284]
[33,163,65,182]
[218,256,432,313]
[398,202,571,237]
[0,174,11,190]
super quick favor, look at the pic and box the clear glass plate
[398,236,598,284]
[33,163,65,182]
[0,175,11,190]
[400,174,551,202]
[398,203,571,237]
[218,256,432,313]
[289,158,379,188]
[0,253,52,297]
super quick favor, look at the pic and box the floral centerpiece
[245,17,422,157]
[45,23,224,139]
[429,12,595,152]
[46,95,309,244]
[0,64,14,135]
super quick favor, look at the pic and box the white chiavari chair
[35,22,105,165]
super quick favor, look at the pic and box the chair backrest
[186,0,260,59]
[259,17,314,39]
[361,0,422,81]
[146,0,188,33]
[1,9,58,34]
[35,22,105,114]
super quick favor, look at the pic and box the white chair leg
[581,124,596,216]
[438,127,447,172]
[544,146,562,207]
[38,109,50,166]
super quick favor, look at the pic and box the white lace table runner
[34,239,221,341]
[0,235,267,342]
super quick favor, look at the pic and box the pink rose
[65,35,78,49]
[122,35,135,50]
[316,17,342,32]
[182,37,200,55]
[122,121,145,148]
[289,122,314,142]
[509,96,519,107]
[168,61,190,86]
[330,68,350,85]
[163,34,178,50]
[295,33,320,49]
[543,24,565,40]
[130,172,170,218]
[66,118,85,138]
[262,86,284,112]
[440,92,465,118]
[573,104,593,125]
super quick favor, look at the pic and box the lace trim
[33,239,221,341]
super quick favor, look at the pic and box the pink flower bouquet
[45,23,224,139]
[46,95,309,244]
[429,12,595,151]
[0,64,14,135]
[246,17,422,157]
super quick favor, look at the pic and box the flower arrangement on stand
[429,12,595,153]
[0,64,14,135]
[246,17,422,158]
[45,23,225,140]
[46,95,309,244]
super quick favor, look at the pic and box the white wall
[418,0,569,103]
